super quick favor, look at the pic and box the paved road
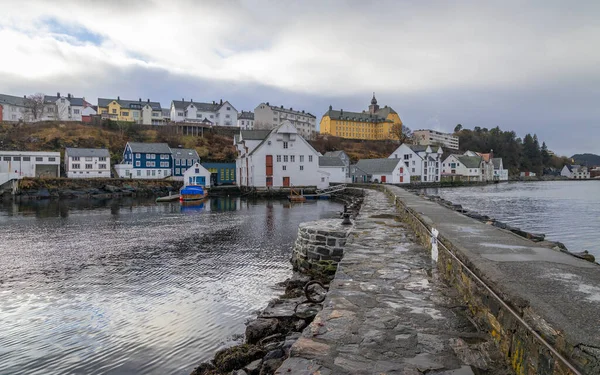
[277,190,509,375]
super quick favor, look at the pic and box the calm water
[423,181,600,257]
[0,197,342,375]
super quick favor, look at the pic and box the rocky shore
[3,177,182,201]
[424,194,597,264]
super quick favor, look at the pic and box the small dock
[288,184,347,202]
[155,193,180,202]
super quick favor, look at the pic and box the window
[290,155,295,162]
[283,155,289,162]
[404,154,409,160]
[135,161,141,167]
[283,142,288,149]
[321,177,325,182]
[85,164,93,169]
[210,115,214,118]
[99,164,106,169]
[241,120,245,125]
[85,157,93,161]
[161,154,169,160]
[72,164,80,169]
[74,109,80,114]
[23,156,30,161]
[412,161,415,166]
[99,157,106,161]
[152,170,156,176]
[277,155,281,162]
[133,112,139,118]
[300,155,304,162]
[13,157,20,161]
[48,157,56,162]
[112,109,117,114]
[135,153,141,159]
[282,165,287,171]
[137,170,141,176]
[309,155,313,162]
[176,168,180,175]
[178,112,184,116]
[72,156,80,161]
[412,168,415,173]
[197,113,202,118]
[36,157,43,162]
[160,162,169,167]
[227,106,231,110]
[146,170,151,176]
[300,165,304,171]
[176,159,180,166]
[225,114,230,118]
[146,153,152,159]
[273,117,277,121]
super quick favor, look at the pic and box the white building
[318,156,348,183]
[0,94,28,121]
[42,93,86,121]
[254,102,317,139]
[234,121,323,188]
[323,150,351,181]
[65,148,111,178]
[388,144,443,183]
[183,162,212,188]
[0,151,60,178]
[238,111,254,129]
[170,99,238,126]
[441,154,484,181]
[353,158,408,184]
[561,164,590,179]
[492,158,509,181]
[413,129,459,150]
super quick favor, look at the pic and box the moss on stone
[213,344,265,373]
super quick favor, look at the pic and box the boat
[180,185,208,202]
[156,193,180,202]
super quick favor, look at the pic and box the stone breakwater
[385,185,600,374]
[424,194,597,264]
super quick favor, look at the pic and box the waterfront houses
[97,97,165,125]
[235,120,322,188]
[493,158,509,181]
[238,111,254,130]
[201,162,236,185]
[413,129,459,150]
[170,99,238,126]
[441,155,484,181]
[323,150,351,181]
[561,164,590,179]
[183,162,212,188]
[65,148,111,178]
[318,156,348,184]
[352,158,408,184]
[0,151,60,178]
[320,94,403,140]
[114,142,173,179]
[254,103,317,139]
[171,148,200,180]
[388,144,443,182]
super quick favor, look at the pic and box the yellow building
[97,97,164,125]
[320,94,403,140]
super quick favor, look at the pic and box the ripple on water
[0,197,342,375]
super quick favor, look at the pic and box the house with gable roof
[323,150,351,181]
[441,154,485,181]
[318,156,348,183]
[234,120,323,188]
[170,98,238,126]
[171,148,200,179]
[352,158,408,184]
[0,94,28,121]
[97,97,164,125]
[388,144,443,182]
[114,142,173,179]
[42,93,86,121]
[65,148,110,178]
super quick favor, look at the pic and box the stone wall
[382,185,597,375]
[291,219,352,277]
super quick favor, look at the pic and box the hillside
[309,135,399,162]
[0,122,237,162]
[571,153,600,166]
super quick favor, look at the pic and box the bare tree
[24,93,45,121]
[391,123,414,144]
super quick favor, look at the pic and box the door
[266,177,273,187]
[381,175,387,183]
[265,155,273,176]
[283,177,290,187]
[196,176,206,186]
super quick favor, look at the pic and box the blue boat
[180,185,208,202]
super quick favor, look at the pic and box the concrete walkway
[277,190,508,375]
[386,186,600,373]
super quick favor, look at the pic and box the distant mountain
[571,153,600,166]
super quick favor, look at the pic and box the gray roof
[44,95,85,106]
[238,111,254,120]
[65,148,110,157]
[319,156,346,167]
[323,108,392,123]
[409,144,442,153]
[98,98,162,111]
[171,148,199,159]
[263,103,316,118]
[323,150,347,158]
[355,158,401,174]
[161,108,171,117]
[172,100,221,112]
[456,155,482,168]
[0,93,27,107]
[240,129,271,141]
[492,158,503,169]
[127,142,172,154]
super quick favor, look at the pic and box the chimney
[190,98,193,102]
[24,95,26,98]
[220,99,223,105]
[68,93,71,99]
[57,92,60,97]
[213,101,215,105]
[266,102,269,106]
[340,109,343,116]
[147,99,150,103]
[490,149,494,159]
[139,98,142,102]
[182,98,184,101]
[117,96,120,101]
[290,107,293,111]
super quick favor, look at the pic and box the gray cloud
[0,0,598,156]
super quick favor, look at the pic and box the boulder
[244,359,262,375]
[260,358,285,375]
[214,344,266,373]
[231,370,248,375]
[189,362,216,375]
[263,348,285,361]
[245,318,280,345]
[102,184,121,193]
[294,302,322,320]
[571,251,596,263]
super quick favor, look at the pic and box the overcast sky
[0,0,598,156]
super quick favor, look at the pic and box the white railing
[315,184,347,195]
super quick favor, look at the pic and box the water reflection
[0,197,342,375]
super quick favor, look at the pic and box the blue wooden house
[171,148,200,178]
[201,162,236,185]
[115,142,173,179]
